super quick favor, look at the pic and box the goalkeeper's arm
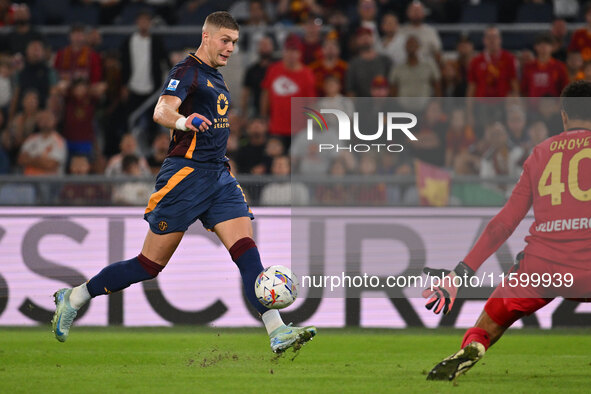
[422,262,475,315]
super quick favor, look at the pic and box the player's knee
[229,237,257,262]
[137,253,165,278]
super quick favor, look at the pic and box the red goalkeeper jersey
[464,128,591,271]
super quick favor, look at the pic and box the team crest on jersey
[217,93,229,116]
[166,79,180,91]
[272,76,299,96]
[158,221,168,231]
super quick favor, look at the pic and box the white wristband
[175,116,189,131]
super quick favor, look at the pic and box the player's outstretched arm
[423,160,534,315]
[153,95,212,132]
[422,262,475,315]
[461,164,533,273]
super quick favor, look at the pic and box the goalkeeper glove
[422,262,475,315]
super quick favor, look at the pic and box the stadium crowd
[0,0,589,205]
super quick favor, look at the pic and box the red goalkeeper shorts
[484,253,591,327]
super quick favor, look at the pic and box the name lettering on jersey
[217,93,229,116]
[166,79,180,91]
[550,137,590,151]
[207,79,214,88]
[535,217,590,232]
[213,117,229,129]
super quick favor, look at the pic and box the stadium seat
[516,3,554,23]
[66,4,100,26]
[163,35,199,52]
[468,31,484,51]
[44,33,69,52]
[114,3,154,25]
[441,32,461,52]
[460,2,498,24]
[35,0,69,25]
[0,184,36,205]
[101,34,127,51]
[176,0,219,26]
[504,31,538,51]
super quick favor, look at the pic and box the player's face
[207,27,239,68]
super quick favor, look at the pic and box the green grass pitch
[1,327,590,393]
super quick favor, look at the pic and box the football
[254,265,298,309]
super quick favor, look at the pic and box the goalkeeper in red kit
[423,80,591,381]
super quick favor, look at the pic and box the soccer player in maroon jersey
[423,80,591,380]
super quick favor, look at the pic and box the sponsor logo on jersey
[166,79,180,91]
[217,93,229,116]
[535,217,590,232]
[272,76,299,96]
[207,79,214,88]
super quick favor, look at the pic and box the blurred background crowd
[0,0,589,206]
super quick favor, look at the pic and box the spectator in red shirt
[62,78,100,157]
[309,36,348,96]
[568,3,591,62]
[54,24,103,86]
[521,33,569,97]
[261,34,316,146]
[467,26,518,98]
[301,16,323,65]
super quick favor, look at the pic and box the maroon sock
[137,253,164,277]
[461,327,491,350]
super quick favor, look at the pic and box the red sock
[461,327,491,350]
